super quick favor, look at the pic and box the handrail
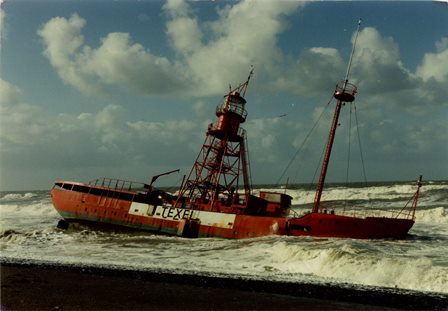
[88,177,147,192]
[216,101,248,121]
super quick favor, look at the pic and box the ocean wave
[263,239,448,294]
[0,192,38,202]
[1,228,447,294]
[1,182,447,295]
[0,202,57,217]
[415,207,448,224]
[256,183,447,207]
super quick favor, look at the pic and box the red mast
[312,19,361,213]
[176,69,254,212]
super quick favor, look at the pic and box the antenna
[344,18,362,88]
[240,65,254,97]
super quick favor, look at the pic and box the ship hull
[288,213,414,239]
[51,188,287,239]
[51,187,414,240]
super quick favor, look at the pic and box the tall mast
[312,19,361,213]
[175,69,254,212]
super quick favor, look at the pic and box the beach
[2,261,447,311]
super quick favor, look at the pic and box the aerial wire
[343,18,362,88]
[354,102,368,187]
[343,103,353,211]
[275,94,334,186]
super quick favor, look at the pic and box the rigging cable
[353,102,368,187]
[344,103,353,210]
[353,102,371,212]
[275,95,334,186]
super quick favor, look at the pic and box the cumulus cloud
[0,79,203,188]
[5,1,447,188]
[352,27,417,94]
[275,47,345,96]
[0,80,45,146]
[38,13,187,96]
[35,1,448,113]
[165,0,303,94]
[340,28,448,116]
[37,0,305,98]
[127,119,199,146]
[416,37,448,83]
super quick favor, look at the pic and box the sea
[1,180,447,295]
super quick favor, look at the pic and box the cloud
[38,13,187,96]
[35,1,448,113]
[5,1,447,189]
[165,0,303,95]
[38,0,305,98]
[274,47,345,97]
[343,28,448,116]
[127,119,199,146]
[352,27,417,94]
[0,79,203,189]
[0,79,22,106]
[88,32,188,94]
[0,80,47,146]
[416,37,448,83]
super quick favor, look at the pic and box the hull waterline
[51,185,415,240]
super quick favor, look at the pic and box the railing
[340,208,414,220]
[288,200,416,220]
[216,101,248,121]
[335,80,357,97]
[88,177,147,192]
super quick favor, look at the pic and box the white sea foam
[0,201,54,214]
[0,192,37,201]
[2,232,447,294]
[1,183,447,295]
[415,207,447,224]
[262,240,448,293]
[258,183,447,206]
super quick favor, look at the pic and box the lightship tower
[176,70,254,213]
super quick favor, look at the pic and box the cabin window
[119,192,134,201]
[89,188,103,196]
[73,184,91,194]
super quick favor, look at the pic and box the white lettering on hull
[128,203,235,229]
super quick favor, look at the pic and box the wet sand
[1,262,447,310]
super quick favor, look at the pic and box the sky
[1,0,447,191]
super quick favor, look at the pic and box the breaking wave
[1,181,447,295]
[0,192,38,202]
[263,239,448,293]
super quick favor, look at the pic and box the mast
[175,69,254,211]
[312,19,361,213]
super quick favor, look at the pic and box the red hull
[51,185,414,240]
